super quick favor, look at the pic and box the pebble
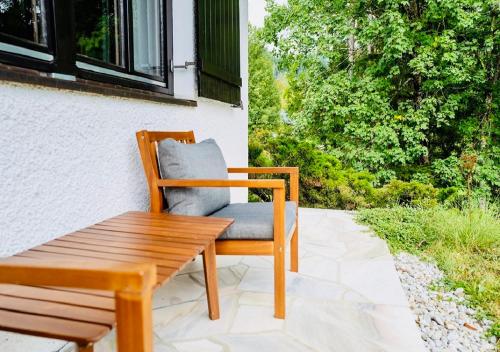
[445,320,457,330]
[394,252,496,352]
[432,314,444,326]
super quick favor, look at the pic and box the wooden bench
[0,211,233,352]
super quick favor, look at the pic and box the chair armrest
[227,167,299,203]
[227,167,298,175]
[0,258,156,293]
[156,178,285,189]
[156,178,290,249]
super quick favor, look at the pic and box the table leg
[202,241,220,320]
[115,290,153,352]
[79,345,94,352]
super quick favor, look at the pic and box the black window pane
[0,0,48,46]
[132,0,163,78]
[74,0,124,67]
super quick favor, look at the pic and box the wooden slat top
[0,211,233,344]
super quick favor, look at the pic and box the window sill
[0,63,197,107]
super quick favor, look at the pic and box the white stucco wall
[0,0,249,257]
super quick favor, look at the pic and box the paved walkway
[0,208,425,352]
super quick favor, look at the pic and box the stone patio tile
[214,332,316,352]
[286,298,425,352]
[95,332,179,352]
[287,298,375,351]
[301,241,347,259]
[340,235,390,260]
[238,292,274,306]
[239,268,346,301]
[299,222,338,244]
[172,339,223,352]
[240,255,273,269]
[153,301,198,330]
[153,275,205,309]
[153,344,179,352]
[299,255,339,282]
[230,305,284,333]
[0,332,72,352]
[339,256,409,306]
[178,255,242,275]
[213,255,243,268]
[94,330,116,352]
[298,207,329,221]
[362,304,426,352]
[154,295,238,341]
[177,257,204,275]
[188,264,248,294]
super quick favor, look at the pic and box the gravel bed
[394,252,497,352]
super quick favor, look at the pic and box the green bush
[437,187,467,207]
[375,180,438,208]
[249,131,495,211]
[474,149,500,201]
[432,156,464,188]
[249,132,378,209]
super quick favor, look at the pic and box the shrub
[411,172,432,184]
[249,131,496,210]
[375,180,438,208]
[432,156,464,188]
[437,187,467,207]
[474,149,500,201]
[249,132,378,209]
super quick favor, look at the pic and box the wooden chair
[0,260,156,352]
[136,130,299,318]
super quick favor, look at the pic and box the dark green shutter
[197,0,241,105]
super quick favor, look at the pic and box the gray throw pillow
[157,138,230,216]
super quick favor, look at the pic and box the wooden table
[0,211,233,351]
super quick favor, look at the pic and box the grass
[356,205,500,338]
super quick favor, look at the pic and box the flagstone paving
[0,208,426,352]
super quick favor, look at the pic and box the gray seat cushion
[158,138,230,216]
[209,202,297,240]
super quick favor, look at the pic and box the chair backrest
[136,130,196,212]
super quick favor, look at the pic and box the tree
[248,26,282,132]
[263,0,499,189]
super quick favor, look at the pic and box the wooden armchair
[0,260,156,352]
[136,130,299,318]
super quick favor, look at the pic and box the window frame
[0,0,56,72]
[0,0,174,96]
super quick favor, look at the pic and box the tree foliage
[248,27,282,131]
[262,0,499,195]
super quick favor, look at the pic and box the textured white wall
[0,0,249,257]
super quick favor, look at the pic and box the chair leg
[202,241,220,320]
[274,245,286,319]
[290,225,299,272]
[79,344,94,352]
[272,187,286,319]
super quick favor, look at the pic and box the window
[0,0,173,94]
[0,0,52,61]
[75,0,125,68]
[131,0,164,78]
